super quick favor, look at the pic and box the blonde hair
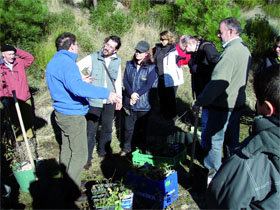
[160,31,176,45]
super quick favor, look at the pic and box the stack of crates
[132,130,187,168]
[126,165,178,209]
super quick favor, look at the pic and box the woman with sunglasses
[120,41,157,156]
[153,31,184,121]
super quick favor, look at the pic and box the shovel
[12,90,35,172]
[189,110,199,176]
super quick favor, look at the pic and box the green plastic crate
[132,148,186,168]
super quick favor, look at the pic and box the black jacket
[206,114,280,209]
[123,61,157,111]
[153,44,174,76]
[188,40,220,98]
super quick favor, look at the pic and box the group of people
[1,16,279,208]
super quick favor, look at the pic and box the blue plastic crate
[126,168,178,209]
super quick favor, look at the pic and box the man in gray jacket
[77,36,122,170]
[192,17,251,183]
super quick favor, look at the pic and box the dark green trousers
[55,111,87,188]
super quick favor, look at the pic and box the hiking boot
[76,192,87,202]
[98,152,107,159]
[119,151,127,157]
[83,162,92,170]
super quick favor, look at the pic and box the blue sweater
[46,50,110,115]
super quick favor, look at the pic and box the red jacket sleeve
[16,48,34,68]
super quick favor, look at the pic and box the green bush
[263,3,280,18]
[153,4,177,29]
[175,0,244,51]
[0,0,48,50]
[103,11,133,36]
[46,9,77,34]
[130,0,151,23]
[234,0,265,10]
[244,15,278,58]
[89,0,115,28]
[33,40,56,76]
[89,0,133,36]
[76,31,95,53]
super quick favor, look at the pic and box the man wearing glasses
[77,36,122,170]
[184,35,220,155]
[192,18,251,184]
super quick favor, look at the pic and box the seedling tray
[132,148,186,168]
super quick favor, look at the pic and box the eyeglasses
[160,38,167,41]
[104,43,116,51]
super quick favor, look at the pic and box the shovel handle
[12,90,35,172]
[189,110,199,176]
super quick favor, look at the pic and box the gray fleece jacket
[195,37,251,109]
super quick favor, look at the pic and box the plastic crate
[132,148,186,168]
[126,168,178,209]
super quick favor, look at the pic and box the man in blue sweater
[46,33,121,200]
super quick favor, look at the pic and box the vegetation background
[1,0,279,208]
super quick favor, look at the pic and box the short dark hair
[254,64,280,113]
[220,17,242,35]
[104,35,121,50]
[272,36,280,51]
[55,32,76,51]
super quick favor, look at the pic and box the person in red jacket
[175,35,191,66]
[0,45,35,141]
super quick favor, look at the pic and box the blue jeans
[200,107,209,149]
[203,108,240,177]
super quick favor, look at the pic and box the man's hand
[192,104,201,113]
[108,91,122,104]
[115,102,123,110]
[82,75,94,83]
[131,92,139,101]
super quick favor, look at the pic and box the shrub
[234,0,266,10]
[103,11,133,36]
[89,0,133,36]
[0,0,48,50]
[175,0,244,51]
[33,39,56,77]
[76,30,96,53]
[89,0,115,28]
[153,4,177,29]
[244,15,278,58]
[130,0,152,23]
[263,3,280,18]
[45,9,77,34]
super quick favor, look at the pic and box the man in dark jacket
[185,35,220,149]
[206,64,280,209]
